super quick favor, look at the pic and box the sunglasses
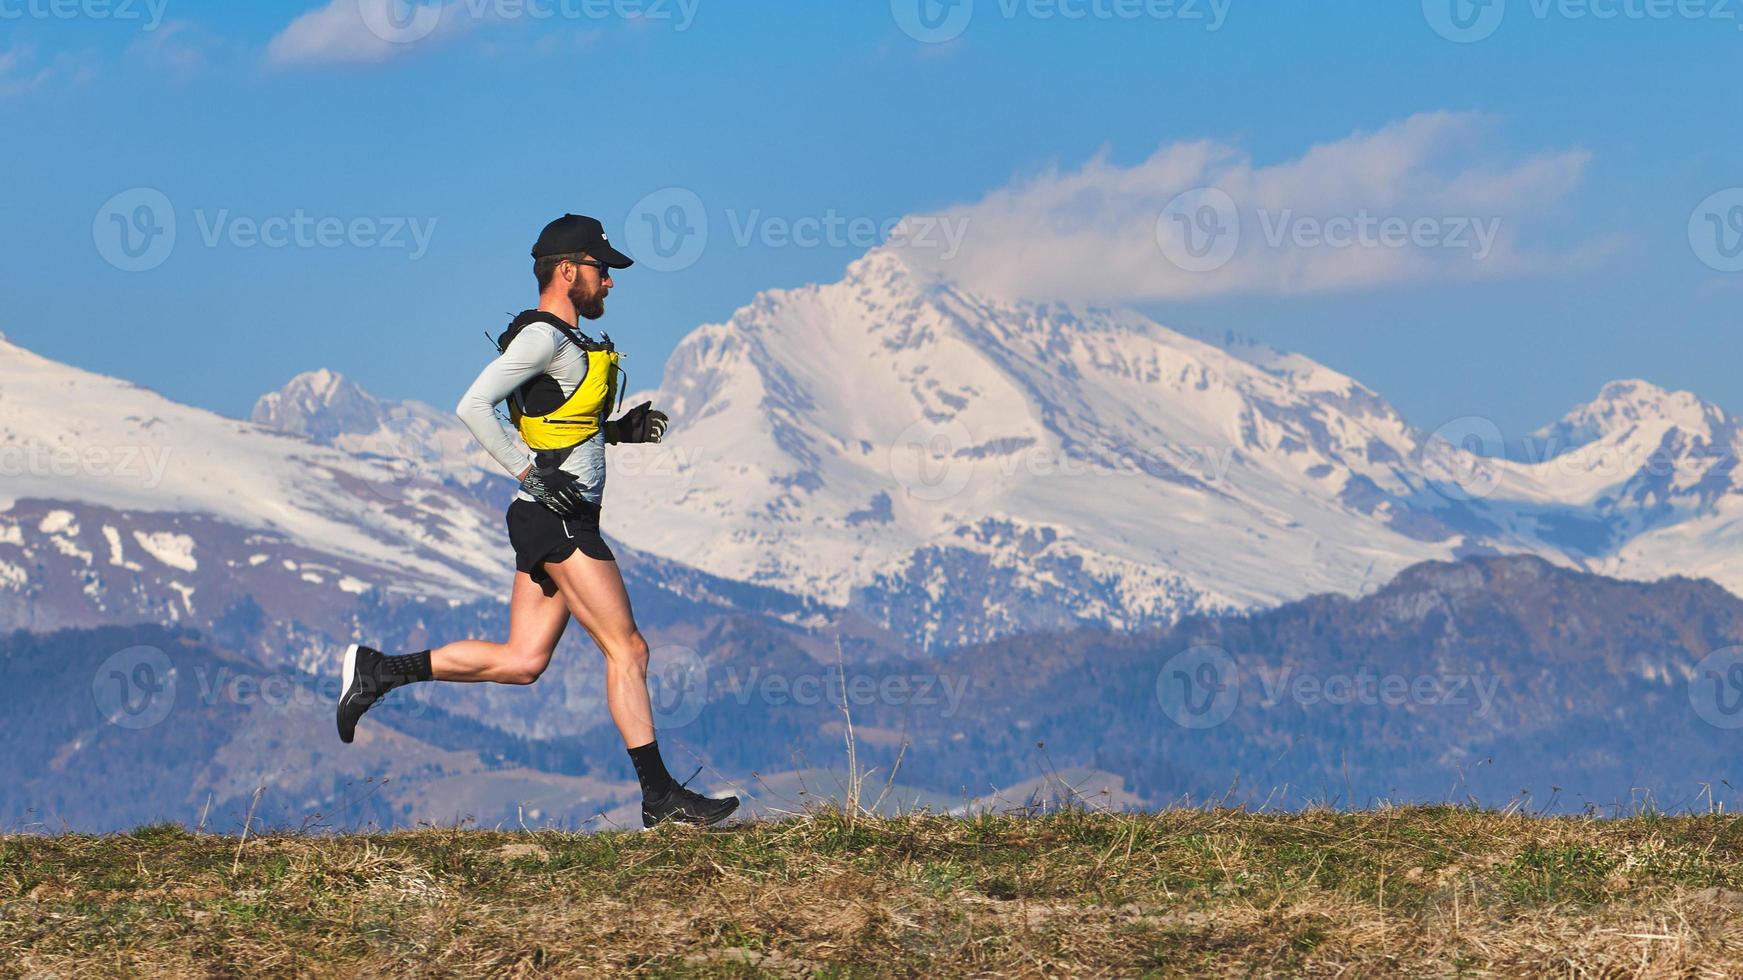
[566,257,613,278]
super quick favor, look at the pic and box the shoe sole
[642,797,740,830]
[337,644,360,744]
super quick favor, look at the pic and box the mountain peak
[252,370,383,442]
[1534,378,1729,454]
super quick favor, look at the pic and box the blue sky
[3,0,1741,443]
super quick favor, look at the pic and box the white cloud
[127,23,222,78]
[0,44,97,98]
[894,112,1600,304]
[266,0,468,68]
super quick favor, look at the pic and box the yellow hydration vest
[496,311,625,452]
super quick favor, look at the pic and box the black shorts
[506,498,615,594]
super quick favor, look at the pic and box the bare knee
[500,645,554,686]
[601,632,650,674]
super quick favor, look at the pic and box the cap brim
[592,242,635,269]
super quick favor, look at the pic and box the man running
[335,213,738,829]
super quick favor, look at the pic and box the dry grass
[7,807,1743,977]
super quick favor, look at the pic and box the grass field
[7,807,1743,976]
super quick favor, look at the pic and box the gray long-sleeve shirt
[455,321,607,506]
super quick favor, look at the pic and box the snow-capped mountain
[8,244,1740,656]
[0,334,518,665]
[252,369,501,497]
[1501,378,1743,591]
[590,249,1741,647]
[233,249,1742,650]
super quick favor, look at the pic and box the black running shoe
[642,781,740,829]
[336,644,385,744]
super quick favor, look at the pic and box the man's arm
[454,327,557,480]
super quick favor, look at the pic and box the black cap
[531,214,635,268]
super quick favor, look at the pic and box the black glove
[521,465,589,518]
[605,401,669,445]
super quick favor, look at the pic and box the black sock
[378,651,434,694]
[628,740,676,799]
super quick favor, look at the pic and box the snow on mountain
[1532,379,1730,459]
[592,249,1743,647]
[252,368,501,494]
[594,250,1524,646]
[0,336,507,609]
[1500,379,1743,585]
[11,249,1738,657]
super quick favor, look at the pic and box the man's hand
[521,466,589,517]
[605,401,670,445]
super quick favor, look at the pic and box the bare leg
[429,571,570,685]
[540,551,654,749]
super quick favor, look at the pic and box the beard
[570,278,607,321]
